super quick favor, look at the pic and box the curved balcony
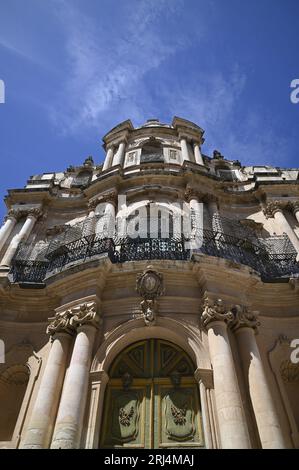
[9,227,299,287]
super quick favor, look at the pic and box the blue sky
[0,0,299,221]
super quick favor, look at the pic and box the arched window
[140,138,164,163]
[0,364,30,441]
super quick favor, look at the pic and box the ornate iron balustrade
[9,230,299,286]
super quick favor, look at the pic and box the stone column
[85,371,109,448]
[201,298,251,449]
[0,209,42,267]
[113,141,126,167]
[51,301,101,449]
[102,146,114,172]
[95,191,117,238]
[291,202,299,225]
[21,310,74,449]
[195,368,215,449]
[193,142,204,165]
[230,305,286,449]
[184,188,204,249]
[0,210,18,254]
[180,136,190,162]
[264,202,299,255]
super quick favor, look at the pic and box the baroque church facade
[0,117,299,449]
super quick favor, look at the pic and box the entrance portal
[100,339,204,449]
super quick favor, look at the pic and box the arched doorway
[100,339,204,449]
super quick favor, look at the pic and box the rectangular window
[169,149,177,161]
[127,151,136,164]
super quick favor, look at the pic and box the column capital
[201,297,233,329]
[4,210,18,222]
[27,207,43,219]
[69,300,101,329]
[228,304,260,332]
[47,310,75,336]
[263,201,284,218]
[288,201,299,216]
[88,198,99,210]
[184,186,204,203]
[202,193,219,205]
[194,368,214,389]
[98,190,118,206]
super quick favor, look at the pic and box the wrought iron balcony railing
[9,228,299,286]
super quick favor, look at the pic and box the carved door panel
[155,383,204,448]
[100,339,204,449]
[100,385,150,448]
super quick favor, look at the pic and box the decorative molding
[136,265,164,326]
[200,297,233,328]
[229,304,260,332]
[280,359,299,383]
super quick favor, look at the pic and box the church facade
[0,117,299,449]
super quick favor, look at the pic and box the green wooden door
[100,339,204,449]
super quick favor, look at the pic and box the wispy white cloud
[50,0,192,133]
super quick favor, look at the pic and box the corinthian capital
[201,297,233,328]
[47,310,75,336]
[229,305,260,332]
[69,301,101,329]
[288,201,299,216]
[27,208,43,219]
[263,201,284,218]
[184,187,204,203]
[98,190,118,206]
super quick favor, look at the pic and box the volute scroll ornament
[263,201,285,219]
[201,297,233,328]
[136,266,164,326]
[47,310,75,336]
[69,301,101,329]
[228,304,260,332]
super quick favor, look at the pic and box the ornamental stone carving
[69,301,101,328]
[5,207,42,221]
[136,265,164,326]
[263,201,285,218]
[201,297,233,328]
[96,190,118,207]
[228,305,260,332]
[184,187,204,203]
[280,359,299,383]
[47,310,75,336]
[287,201,299,216]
